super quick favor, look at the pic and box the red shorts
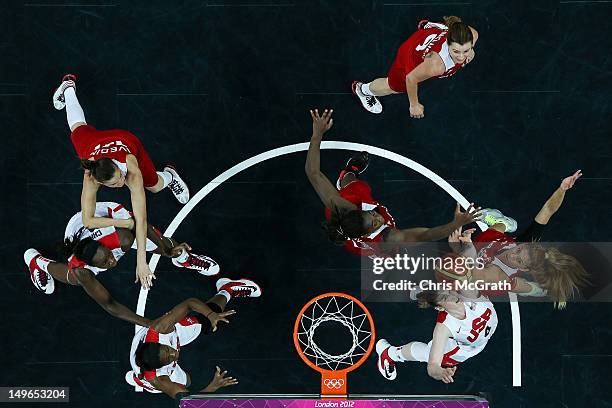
[387,52,416,93]
[71,125,159,188]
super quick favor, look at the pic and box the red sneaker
[24,249,55,295]
[376,339,397,380]
[215,278,261,298]
[172,253,220,276]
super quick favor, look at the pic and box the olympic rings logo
[323,378,345,389]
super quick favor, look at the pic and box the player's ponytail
[528,244,590,309]
[80,157,117,183]
[442,16,473,46]
[323,207,368,245]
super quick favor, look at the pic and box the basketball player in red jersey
[352,16,478,118]
[306,109,481,256]
[376,287,497,383]
[52,74,190,289]
[440,170,589,308]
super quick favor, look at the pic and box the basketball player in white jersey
[376,287,497,383]
[126,278,262,398]
[24,202,219,325]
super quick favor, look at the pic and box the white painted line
[134,141,521,390]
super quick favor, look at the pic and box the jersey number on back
[467,308,492,343]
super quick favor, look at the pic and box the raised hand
[205,366,239,392]
[409,103,425,119]
[560,170,582,191]
[207,309,237,332]
[310,109,334,137]
[453,203,482,227]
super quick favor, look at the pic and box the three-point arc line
[133,141,521,390]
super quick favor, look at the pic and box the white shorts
[410,338,484,366]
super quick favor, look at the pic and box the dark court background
[1,1,611,407]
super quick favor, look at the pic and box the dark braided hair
[135,342,163,371]
[323,207,368,245]
[61,228,101,265]
[80,158,117,183]
[442,16,473,46]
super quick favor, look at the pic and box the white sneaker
[216,278,262,298]
[164,165,190,204]
[352,81,383,114]
[376,339,397,380]
[52,74,77,110]
[481,208,518,233]
[172,253,220,276]
[125,371,162,393]
[24,249,55,295]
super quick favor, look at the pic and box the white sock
[173,249,189,263]
[64,87,86,129]
[157,170,172,188]
[361,82,376,96]
[217,290,231,302]
[388,346,407,362]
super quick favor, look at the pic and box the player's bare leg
[352,78,399,114]
[52,74,86,131]
[368,78,399,96]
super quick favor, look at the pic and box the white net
[296,294,373,371]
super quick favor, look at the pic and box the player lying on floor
[126,278,262,398]
[438,170,589,308]
[306,108,481,257]
[24,202,219,325]
[376,286,497,383]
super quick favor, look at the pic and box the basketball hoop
[293,292,375,398]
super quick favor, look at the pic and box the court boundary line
[133,141,521,389]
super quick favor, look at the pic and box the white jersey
[65,202,156,274]
[435,296,498,363]
[128,317,202,392]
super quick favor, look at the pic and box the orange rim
[293,292,376,374]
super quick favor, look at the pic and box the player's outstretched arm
[74,268,151,327]
[386,204,481,243]
[534,170,582,225]
[426,323,457,383]
[305,109,356,212]
[148,375,189,400]
[151,298,236,335]
[405,55,446,119]
[125,155,155,290]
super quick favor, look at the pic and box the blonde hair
[527,244,590,309]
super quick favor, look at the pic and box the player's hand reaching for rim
[207,310,236,332]
[204,366,239,392]
[310,109,334,138]
[560,169,582,191]
[453,203,482,227]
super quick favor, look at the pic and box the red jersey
[473,228,519,295]
[325,180,396,257]
[387,21,466,92]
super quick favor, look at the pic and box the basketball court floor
[2,1,612,407]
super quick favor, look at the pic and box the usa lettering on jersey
[466,308,493,343]
[90,140,131,156]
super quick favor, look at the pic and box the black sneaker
[336,151,370,189]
